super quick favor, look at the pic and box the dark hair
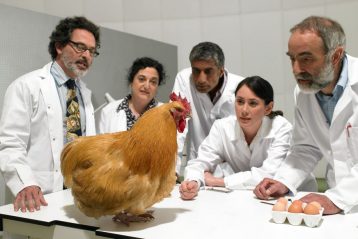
[189,42,225,68]
[127,57,166,85]
[290,16,346,55]
[235,76,283,119]
[48,16,101,60]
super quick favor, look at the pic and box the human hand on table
[254,178,289,199]
[14,185,48,212]
[299,193,342,215]
[179,181,199,200]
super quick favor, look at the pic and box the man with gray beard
[0,16,100,215]
[254,16,358,215]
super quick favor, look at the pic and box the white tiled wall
[241,0,281,13]
[240,11,285,94]
[84,0,124,22]
[123,0,161,21]
[161,0,201,19]
[200,0,240,16]
[1,0,358,194]
[282,0,325,10]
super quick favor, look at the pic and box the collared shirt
[50,61,86,143]
[116,94,158,130]
[315,56,348,126]
[212,75,227,104]
[193,72,228,124]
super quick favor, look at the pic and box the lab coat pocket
[346,125,358,166]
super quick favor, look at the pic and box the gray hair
[189,42,225,68]
[290,16,346,55]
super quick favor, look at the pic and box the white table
[0,186,357,239]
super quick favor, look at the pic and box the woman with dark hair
[179,76,292,200]
[99,57,166,133]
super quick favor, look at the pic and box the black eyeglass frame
[68,40,99,57]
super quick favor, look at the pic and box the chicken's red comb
[169,92,179,101]
[169,92,191,111]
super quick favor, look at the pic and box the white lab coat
[0,62,95,201]
[172,68,244,173]
[184,115,293,189]
[98,99,127,133]
[98,99,163,134]
[274,55,358,213]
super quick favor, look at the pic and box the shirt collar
[211,70,228,104]
[116,94,158,113]
[190,69,228,104]
[50,61,80,86]
[233,116,272,142]
[116,94,131,113]
[336,55,348,90]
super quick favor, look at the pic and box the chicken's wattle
[178,119,186,133]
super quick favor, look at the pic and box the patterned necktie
[65,79,82,142]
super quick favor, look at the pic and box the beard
[295,59,335,94]
[61,53,90,78]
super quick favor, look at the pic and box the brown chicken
[60,92,190,225]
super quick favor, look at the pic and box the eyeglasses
[68,40,99,57]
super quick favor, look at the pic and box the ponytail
[267,110,283,119]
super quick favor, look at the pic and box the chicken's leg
[112,210,154,226]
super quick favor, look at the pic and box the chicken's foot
[113,210,154,226]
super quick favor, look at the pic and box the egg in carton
[271,198,324,227]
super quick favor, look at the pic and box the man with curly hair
[0,16,100,213]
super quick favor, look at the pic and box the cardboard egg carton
[271,202,324,227]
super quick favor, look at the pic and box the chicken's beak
[186,112,192,120]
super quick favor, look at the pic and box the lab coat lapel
[39,64,63,167]
[189,78,213,133]
[78,80,96,135]
[310,94,330,129]
[331,55,358,125]
[39,64,63,135]
[331,85,351,126]
[232,120,252,158]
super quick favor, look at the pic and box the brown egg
[309,201,322,210]
[304,203,320,215]
[291,200,303,207]
[272,202,286,211]
[288,200,303,213]
[277,197,288,206]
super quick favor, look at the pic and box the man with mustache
[254,16,358,215]
[172,42,244,177]
[0,16,100,213]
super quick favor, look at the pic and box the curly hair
[48,16,100,60]
[127,57,167,86]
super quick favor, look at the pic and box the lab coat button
[52,137,56,141]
